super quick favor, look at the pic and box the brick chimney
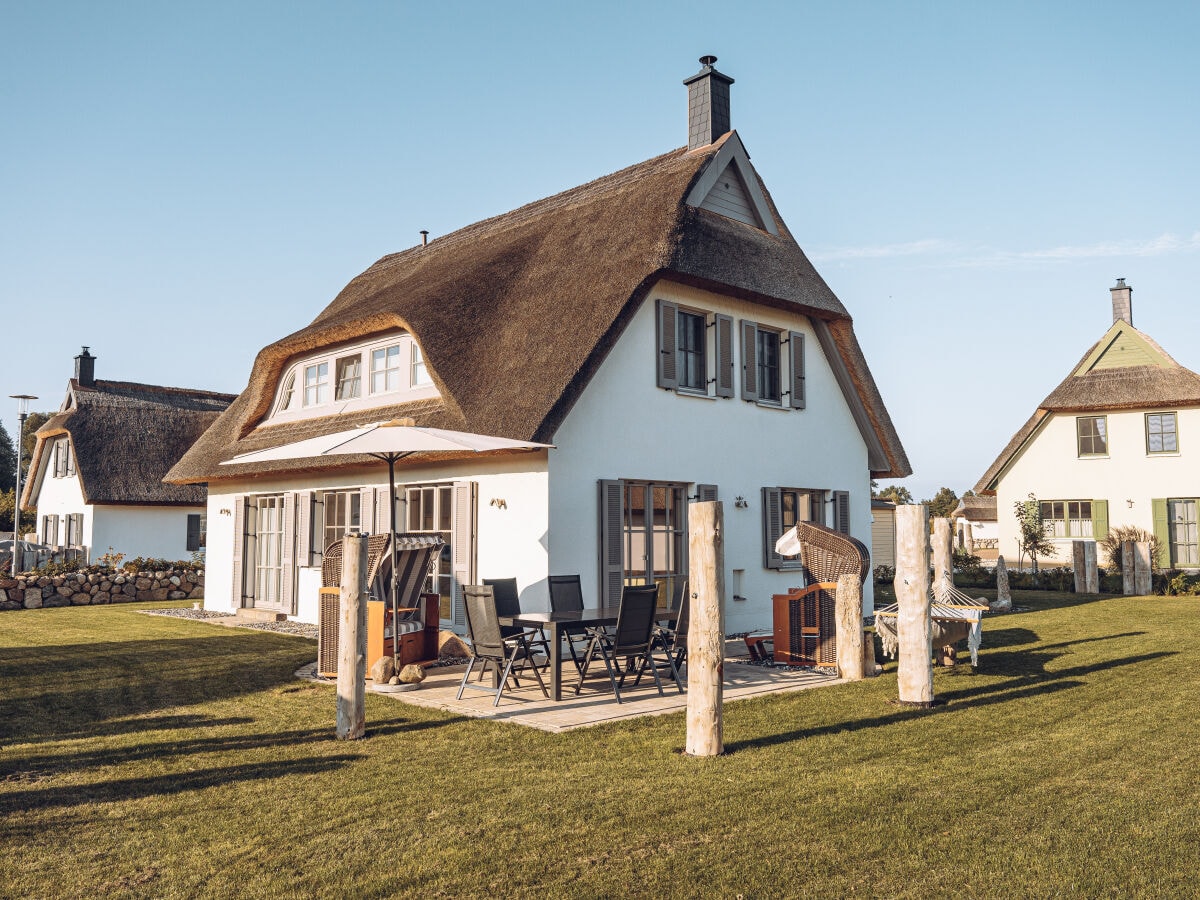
[683,55,734,151]
[74,346,95,387]
[1110,278,1133,326]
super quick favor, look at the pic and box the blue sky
[4,1,1198,499]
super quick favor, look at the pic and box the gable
[698,161,765,229]
[683,133,778,236]
[1075,323,1171,374]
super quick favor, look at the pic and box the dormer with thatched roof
[169,57,910,633]
[975,281,1200,569]
[22,348,236,563]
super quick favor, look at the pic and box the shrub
[1101,526,1162,572]
[122,556,202,573]
[874,565,894,584]
[1164,571,1200,596]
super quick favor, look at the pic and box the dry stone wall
[0,568,204,611]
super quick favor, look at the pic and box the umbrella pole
[388,455,400,672]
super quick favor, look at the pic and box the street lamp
[10,394,37,577]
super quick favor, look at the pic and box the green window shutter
[1151,498,1170,567]
[1091,499,1108,541]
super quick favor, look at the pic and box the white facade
[993,407,1200,567]
[205,276,877,632]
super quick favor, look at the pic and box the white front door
[253,495,285,608]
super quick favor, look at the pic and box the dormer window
[371,345,402,393]
[304,363,329,406]
[412,346,431,386]
[335,355,361,401]
[275,371,297,414]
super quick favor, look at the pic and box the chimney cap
[1114,277,1127,288]
[699,54,718,66]
[76,346,93,357]
[683,55,734,87]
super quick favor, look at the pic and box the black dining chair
[547,574,592,674]
[483,576,551,671]
[574,584,664,703]
[457,584,548,706]
[642,589,687,693]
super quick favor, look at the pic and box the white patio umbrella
[221,418,553,665]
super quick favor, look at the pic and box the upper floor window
[411,345,431,386]
[52,438,74,478]
[275,371,297,414]
[1076,416,1108,457]
[1146,412,1178,454]
[655,299,733,398]
[371,345,402,394]
[742,321,805,409]
[756,328,782,404]
[335,355,361,401]
[303,363,329,407]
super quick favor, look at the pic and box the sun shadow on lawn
[724,649,1175,754]
[0,754,366,815]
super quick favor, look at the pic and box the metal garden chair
[573,584,665,703]
[457,584,549,706]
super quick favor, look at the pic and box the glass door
[1169,499,1198,567]
[621,482,687,609]
[253,495,285,608]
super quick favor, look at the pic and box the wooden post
[894,504,933,706]
[932,517,953,597]
[1072,540,1087,593]
[1121,541,1136,596]
[1133,541,1152,595]
[1083,541,1099,593]
[686,500,725,757]
[964,524,975,556]
[835,573,864,681]
[992,554,1011,611]
[337,532,368,740]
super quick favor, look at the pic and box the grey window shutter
[762,486,784,569]
[834,490,851,535]
[656,299,679,389]
[231,497,247,607]
[281,493,297,614]
[599,479,625,607]
[696,484,719,502]
[741,320,759,400]
[186,514,201,552]
[451,481,477,628]
[715,314,735,398]
[296,491,313,568]
[373,488,388,537]
[789,331,806,409]
[66,442,75,476]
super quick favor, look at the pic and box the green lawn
[2,594,1197,898]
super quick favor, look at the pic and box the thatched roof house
[174,57,911,633]
[23,348,235,561]
[974,279,1200,568]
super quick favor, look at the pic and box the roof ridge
[81,379,239,401]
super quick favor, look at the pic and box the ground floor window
[186,513,207,552]
[1169,499,1198,567]
[317,490,361,555]
[763,487,828,569]
[1040,500,1093,538]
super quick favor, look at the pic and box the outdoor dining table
[499,606,674,702]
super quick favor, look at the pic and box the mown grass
[2,593,1197,898]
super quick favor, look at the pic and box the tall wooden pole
[1072,540,1086,593]
[1121,541,1135,596]
[686,500,724,757]
[337,532,368,740]
[895,504,933,706]
[835,573,864,681]
[1083,541,1099,593]
[932,517,953,596]
[1133,541,1152,595]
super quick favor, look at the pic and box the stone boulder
[398,664,426,684]
[438,631,471,660]
[370,655,396,684]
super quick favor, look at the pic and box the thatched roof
[23,379,235,507]
[975,320,1200,493]
[950,494,996,522]
[168,133,910,485]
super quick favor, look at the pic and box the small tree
[925,487,960,520]
[876,485,914,505]
[20,412,50,480]
[1014,493,1057,575]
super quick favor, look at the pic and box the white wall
[33,465,87,546]
[995,407,1200,565]
[548,277,875,634]
[89,505,205,562]
[205,456,549,621]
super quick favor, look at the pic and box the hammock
[874,575,987,666]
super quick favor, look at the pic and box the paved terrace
[300,640,842,733]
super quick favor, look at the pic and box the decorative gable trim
[684,132,778,235]
[1074,323,1172,375]
[811,320,888,471]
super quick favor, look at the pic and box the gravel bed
[140,608,317,640]
[143,608,233,621]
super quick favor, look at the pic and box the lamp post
[9,394,37,577]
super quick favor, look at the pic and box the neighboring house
[870,499,896,568]
[976,280,1200,570]
[166,58,911,632]
[950,494,998,550]
[21,348,236,563]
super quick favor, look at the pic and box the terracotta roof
[975,321,1200,492]
[23,379,235,507]
[168,133,910,485]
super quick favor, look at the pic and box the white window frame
[411,344,431,387]
[371,344,403,395]
[303,362,329,407]
[334,354,362,401]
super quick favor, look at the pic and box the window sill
[675,388,717,401]
[1077,454,1110,460]
[753,400,788,411]
[1147,452,1181,458]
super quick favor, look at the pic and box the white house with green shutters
[976,280,1200,570]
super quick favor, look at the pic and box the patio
[299,639,842,732]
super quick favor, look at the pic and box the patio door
[1169,499,1198,567]
[252,495,286,608]
[599,480,690,608]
